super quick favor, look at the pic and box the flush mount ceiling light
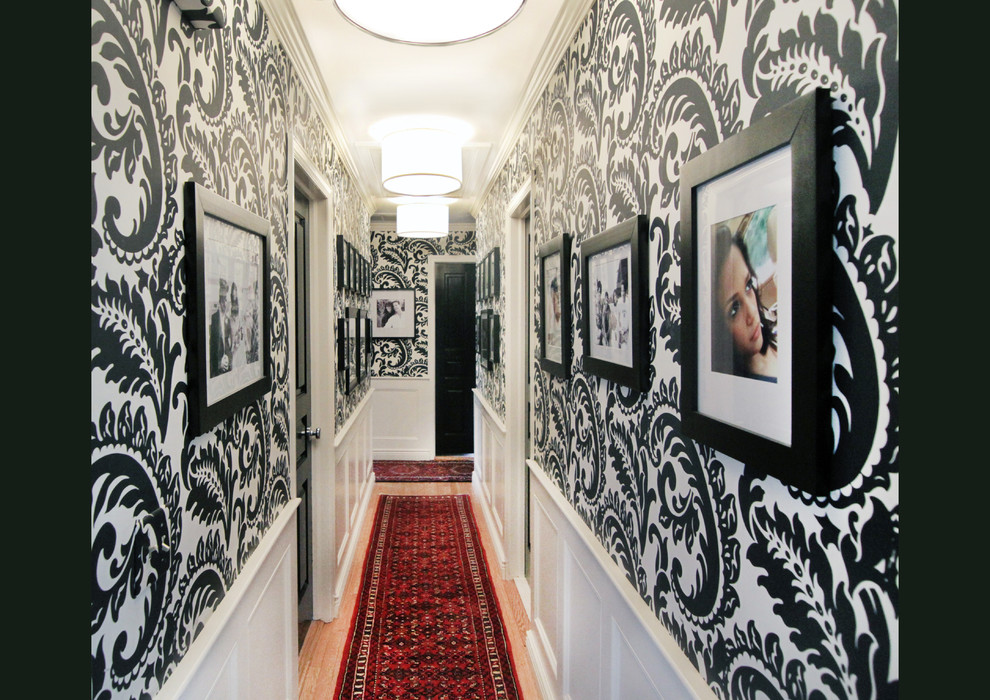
[396,202,449,238]
[333,0,525,46]
[380,127,462,196]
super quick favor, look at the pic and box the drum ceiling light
[380,127,462,196]
[333,0,525,45]
[396,202,449,238]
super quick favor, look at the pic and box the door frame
[290,143,338,622]
[503,181,531,584]
[427,254,477,459]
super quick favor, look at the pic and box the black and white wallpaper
[369,226,476,377]
[91,0,369,697]
[478,0,898,697]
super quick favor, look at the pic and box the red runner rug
[373,459,473,483]
[334,495,520,699]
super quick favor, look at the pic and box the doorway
[293,187,314,648]
[434,261,476,455]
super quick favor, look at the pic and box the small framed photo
[679,87,831,495]
[336,235,346,291]
[371,288,414,338]
[346,243,356,292]
[489,313,500,368]
[479,309,491,368]
[363,314,373,377]
[580,214,649,392]
[480,254,489,300]
[354,308,365,383]
[538,233,571,378]
[185,181,272,435]
[345,307,359,393]
[337,315,350,392]
[490,247,501,298]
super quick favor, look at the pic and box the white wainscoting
[371,377,434,460]
[155,501,300,700]
[472,389,508,576]
[332,391,376,612]
[526,463,717,700]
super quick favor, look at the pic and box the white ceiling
[275,0,591,223]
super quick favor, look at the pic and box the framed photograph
[480,255,488,300]
[489,313,500,368]
[363,315,373,377]
[538,233,571,378]
[354,308,365,382]
[490,247,501,298]
[679,87,831,495]
[336,235,346,291]
[348,241,356,292]
[185,181,272,435]
[371,288,415,338]
[337,315,351,392]
[346,307,359,393]
[580,214,649,392]
[479,309,491,368]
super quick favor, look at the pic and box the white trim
[527,461,718,700]
[473,387,506,433]
[502,181,531,580]
[428,254,478,458]
[155,500,301,700]
[292,140,339,622]
[334,387,375,449]
[471,0,596,218]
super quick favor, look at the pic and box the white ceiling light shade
[333,0,525,46]
[396,202,449,238]
[381,127,462,196]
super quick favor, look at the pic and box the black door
[293,190,314,649]
[435,262,476,455]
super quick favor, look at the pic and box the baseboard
[372,450,434,460]
[526,628,559,700]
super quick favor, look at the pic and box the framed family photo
[185,181,272,435]
[580,214,649,392]
[538,233,571,378]
[371,288,415,338]
[679,87,831,495]
[336,235,347,291]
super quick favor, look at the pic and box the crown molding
[259,0,376,217]
[470,0,595,218]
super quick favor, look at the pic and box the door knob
[298,427,321,440]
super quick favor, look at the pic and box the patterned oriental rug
[373,458,474,482]
[334,495,521,699]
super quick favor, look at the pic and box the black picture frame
[337,315,350,392]
[363,315,373,377]
[489,313,500,368]
[479,309,491,368]
[490,247,500,298]
[336,235,346,291]
[371,288,415,338]
[346,242,355,292]
[185,181,272,435]
[580,214,649,392]
[538,233,571,378]
[346,307,359,393]
[354,308,365,382]
[679,87,831,495]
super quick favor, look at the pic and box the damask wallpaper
[369,226,476,378]
[91,0,369,696]
[477,0,898,697]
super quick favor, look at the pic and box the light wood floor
[297,481,540,699]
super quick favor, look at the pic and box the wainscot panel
[527,463,716,700]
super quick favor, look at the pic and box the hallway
[297,481,540,699]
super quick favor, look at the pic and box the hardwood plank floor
[298,481,540,699]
